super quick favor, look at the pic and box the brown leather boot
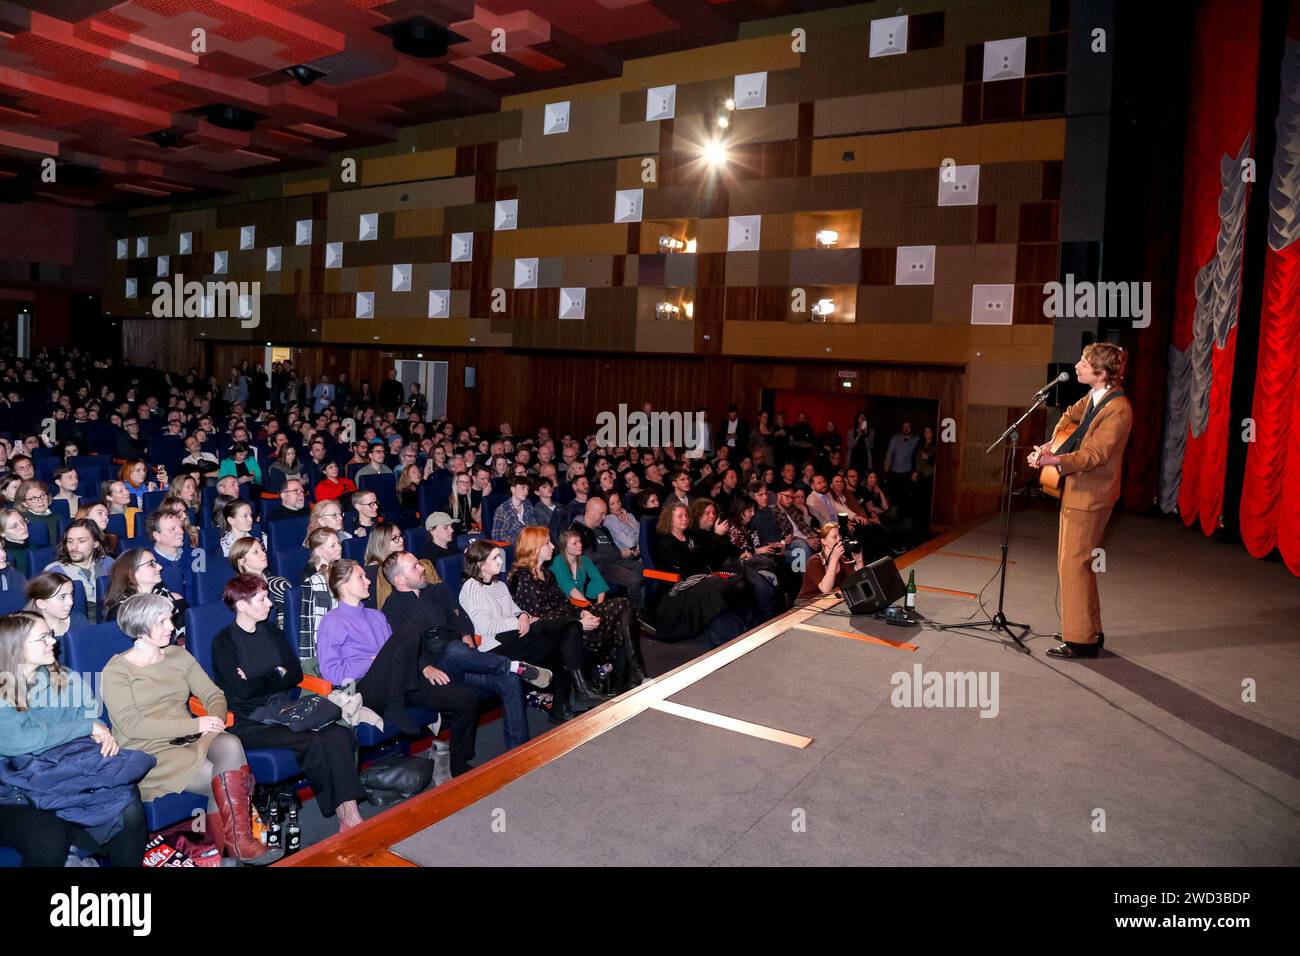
[212,766,283,865]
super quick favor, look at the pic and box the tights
[182,732,248,811]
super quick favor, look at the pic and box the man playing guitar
[1027,343,1132,659]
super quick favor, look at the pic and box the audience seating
[265,515,309,554]
[59,622,210,832]
[404,527,433,560]
[342,537,368,562]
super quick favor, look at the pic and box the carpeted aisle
[386,503,1300,866]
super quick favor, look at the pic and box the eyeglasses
[136,558,161,571]
[23,492,48,504]
[25,634,56,645]
[358,500,378,508]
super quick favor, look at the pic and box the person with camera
[799,522,865,599]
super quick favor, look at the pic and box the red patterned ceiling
[0,0,859,207]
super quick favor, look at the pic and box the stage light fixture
[655,302,682,319]
[658,236,687,254]
[147,129,181,148]
[284,64,324,86]
[815,229,839,248]
[703,139,729,168]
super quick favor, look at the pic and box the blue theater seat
[183,602,302,785]
[272,546,308,580]
[404,526,433,560]
[342,537,368,562]
[192,561,237,606]
[59,622,211,833]
[265,515,309,554]
[25,523,50,547]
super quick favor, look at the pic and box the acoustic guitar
[1038,421,1077,499]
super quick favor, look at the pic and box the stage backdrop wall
[106,0,1107,530]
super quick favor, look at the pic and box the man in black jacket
[570,498,643,608]
[380,551,550,740]
[379,369,404,412]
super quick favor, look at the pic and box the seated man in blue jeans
[379,550,549,752]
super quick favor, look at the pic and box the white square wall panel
[213,250,228,274]
[558,288,586,320]
[358,213,378,241]
[428,290,451,319]
[392,263,412,292]
[156,255,169,277]
[495,200,518,231]
[895,246,936,285]
[613,189,643,224]
[937,164,980,206]
[543,101,570,135]
[733,72,767,110]
[240,225,255,250]
[450,232,473,262]
[356,292,374,319]
[295,220,312,245]
[115,239,127,260]
[325,242,343,269]
[645,84,676,122]
[266,247,282,272]
[179,232,192,255]
[869,16,908,57]
[125,278,137,299]
[727,215,761,252]
[136,236,148,257]
[971,284,1015,325]
[514,258,538,289]
[983,37,1027,82]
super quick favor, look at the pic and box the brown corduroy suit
[1050,390,1133,644]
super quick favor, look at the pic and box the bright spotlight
[703,140,728,168]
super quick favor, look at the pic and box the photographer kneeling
[798,522,865,599]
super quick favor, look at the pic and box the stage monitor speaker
[841,556,906,614]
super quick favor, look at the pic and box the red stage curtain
[1163,0,1261,535]
[1239,12,1300,577]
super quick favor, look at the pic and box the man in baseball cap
[425,511,460,560]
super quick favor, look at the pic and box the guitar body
[1039,422,1077,499]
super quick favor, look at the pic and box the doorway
[395,359,449,421]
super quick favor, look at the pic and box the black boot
[622,632,647,689]
[568,667,612,709]
[548,700,577,724]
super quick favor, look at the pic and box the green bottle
[905,569,916,610]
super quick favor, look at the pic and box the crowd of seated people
[0,346,935,866]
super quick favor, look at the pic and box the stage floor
[290,503,1300,867]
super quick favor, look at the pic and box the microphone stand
[931,390,1051,652]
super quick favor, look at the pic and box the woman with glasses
[1,508,32,576]
[15,480,59,545]
[24,571,89,638]
[348,492,381,540]
[102,547,189,645]
[0,612,148,868]
[363,521,408,609]
[226,537,290,629]
[307,498,352,542]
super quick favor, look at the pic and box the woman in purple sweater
[316,560,481,777]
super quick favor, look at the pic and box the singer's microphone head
[1055,371,1069,383]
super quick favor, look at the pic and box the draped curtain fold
[1239,13,1300,577]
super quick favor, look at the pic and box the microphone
[1034,372,1069,397]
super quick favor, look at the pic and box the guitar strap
[1056,388,1123,457]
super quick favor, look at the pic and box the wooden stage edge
[280,514,992,867]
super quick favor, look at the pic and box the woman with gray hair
[102,592,280,864]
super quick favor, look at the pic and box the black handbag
[248,692,342,732]
[359,755,433,806]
